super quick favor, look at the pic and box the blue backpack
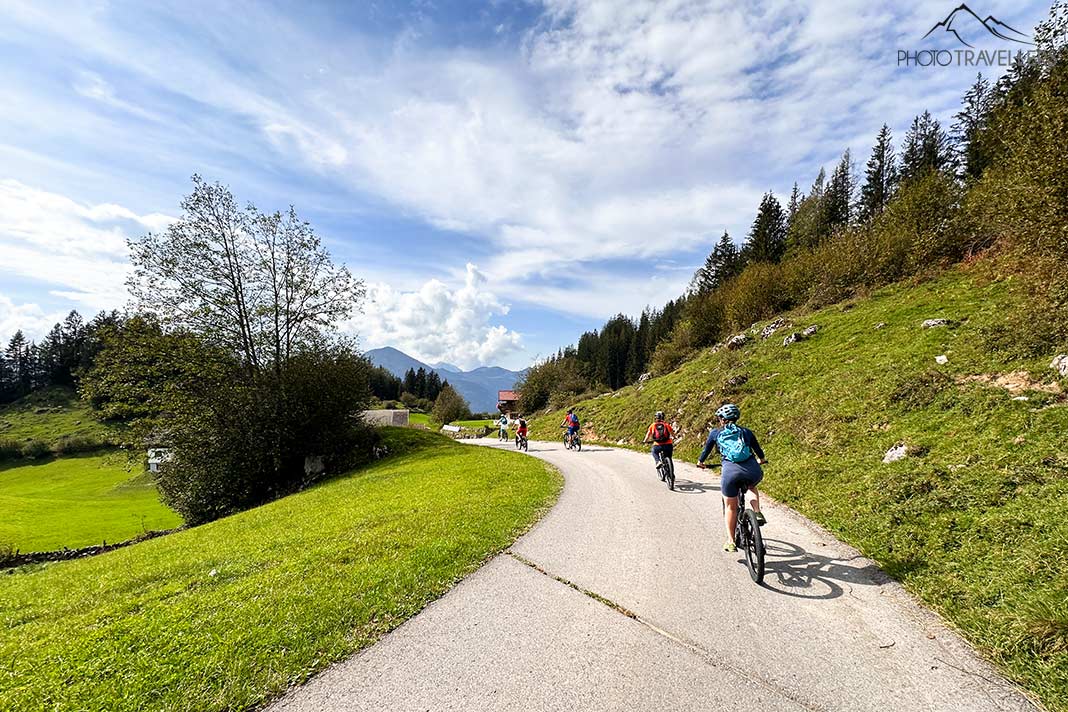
[716,423,752,463]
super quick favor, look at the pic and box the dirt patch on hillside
[957,371,1062,395]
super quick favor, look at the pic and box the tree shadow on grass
[754,539,888,600]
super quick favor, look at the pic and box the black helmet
[655,410,665,421]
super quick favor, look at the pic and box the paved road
[268,439,1037,712]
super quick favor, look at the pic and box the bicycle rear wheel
[741,510,765,583]
[666,457,675,491]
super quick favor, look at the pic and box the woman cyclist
[642,411,674,471]
[697,403,767,552]
[514,414,528,447]
[560,408,579,447]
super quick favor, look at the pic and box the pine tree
[900,110,954,184]
[414,367,428,398]
[786,168,829,251]
[5,331,32,398]
[825,150,855,232]
[858,124,898,220]
[690,231,741,294]
[786,182,801,227]
[952,73,994,181]
[743,192,787,263]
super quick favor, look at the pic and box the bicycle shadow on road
[672,478,719,494]
[756,539,887,600]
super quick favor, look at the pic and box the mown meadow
[1,429,561,711]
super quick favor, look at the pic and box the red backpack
[652,422,671,444]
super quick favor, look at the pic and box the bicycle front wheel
[742,510,765,583]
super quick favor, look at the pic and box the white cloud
[0,294,66,344]
[0,180,174,313]
[0,0,1048,355]
[356,263,522,369]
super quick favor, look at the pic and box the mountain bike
[728,484,765,583]
[655,453,675,491]
[561,427,581,451]
[515,432,528,451]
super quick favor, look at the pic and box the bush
[52,435,112,457]
[516,357,590,413]
[19,440,51,459]
[719,262,792,331]
[399,392,432,412]
[431,384,471,424]
[969,53,1068,343]
[148,346,378,525]
[0,439,22,461]
[649,320,696,374]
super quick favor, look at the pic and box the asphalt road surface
[268,438,1038,712]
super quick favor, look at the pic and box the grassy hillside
[0,429,561,711]
[0,453,181,552]
[530,265,1068,709]
[0,386,119,455]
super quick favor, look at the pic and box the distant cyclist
[514,414,528,445]
[697,403,767,552]
[497,413,509,441]
[561,408,579,447]
[642,411,674,470]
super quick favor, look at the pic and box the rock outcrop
[760,318,788,340]
[922,318,951,328]
[726,333,749,350]
[1052,354,1068,378]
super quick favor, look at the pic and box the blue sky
[0,0,1050,370]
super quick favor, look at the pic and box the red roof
[498,390,519,401]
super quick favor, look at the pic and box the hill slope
[530,265,1068,709]
[0,386,119,455]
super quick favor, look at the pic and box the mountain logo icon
[922,4,1034,48]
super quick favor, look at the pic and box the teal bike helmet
[716,403,740,421]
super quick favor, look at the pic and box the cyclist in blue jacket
[697,403,767,552]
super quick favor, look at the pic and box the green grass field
[0,386,118,450]
[0,453,182,553]
[455,418,494,429]
[530,265,1068,710]
[406,413,492,430]
[0,429,561,711]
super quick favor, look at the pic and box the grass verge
[530,265,1068,710]
[0,428,561,711]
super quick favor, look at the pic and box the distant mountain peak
[364,346,524,413]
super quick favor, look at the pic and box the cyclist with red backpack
[642,411,675,469]
[560,408,580,447]
[696,403,767,552]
